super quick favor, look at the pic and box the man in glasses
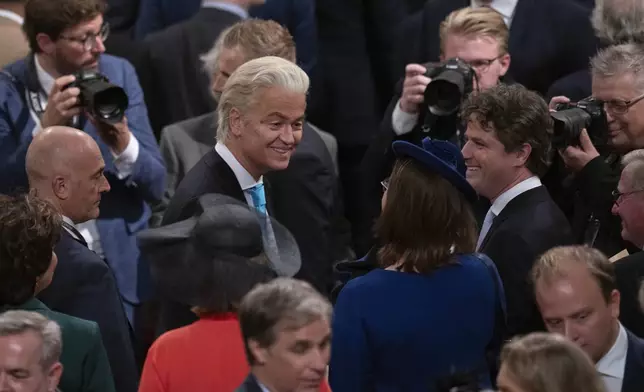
[0,0,166,381]
[611,149,644,338]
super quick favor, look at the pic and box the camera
[423,58,475,117]
[66,71,129,124]
[550,97,607,150]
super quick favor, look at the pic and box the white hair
[591,43,644,91]
[0,311,62,369]
[591,0,644,44]
[200,25,234,86]
[622,149,644,190]
[216,56,309,142]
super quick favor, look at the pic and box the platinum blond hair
[216,56,309,142]
[592,0,644,44]
[0,310,62,369]
[591,43,644,91]
[622,149,644,190]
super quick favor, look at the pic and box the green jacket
[1,298,116,392]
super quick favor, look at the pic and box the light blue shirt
[202,1,249,19]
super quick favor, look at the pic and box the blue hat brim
[392,140,478,202]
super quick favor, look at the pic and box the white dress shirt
[0,9,23,25]
[391,0,518,135]
[476,176,542,246]
[33,55,141,258]
[202,1,248,19]
[596,323,628,392]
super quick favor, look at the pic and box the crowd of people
[1,0,644,391]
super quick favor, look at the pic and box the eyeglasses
[465,55,504,73]
[612,189,644,205]
[59,22,110,51]
[381,178,390,191]
[599,92,644,115]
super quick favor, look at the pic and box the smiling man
[460,83,573,337]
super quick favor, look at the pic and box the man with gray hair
[236,278,332,392]
[612,149,644,338]
[0,310,63,392]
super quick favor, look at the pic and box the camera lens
[424,70,467,116]
[91,85,128,123]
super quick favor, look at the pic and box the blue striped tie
[248,183,267,216]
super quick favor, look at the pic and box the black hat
[137,194,301,310]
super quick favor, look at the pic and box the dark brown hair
[375,159,478,274]
[0,194,62,305]
[23,0,106,53]
[460,84,554,177]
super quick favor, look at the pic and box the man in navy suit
[28,127,139,392]
[0,0,166,336]
[533,246,644,392]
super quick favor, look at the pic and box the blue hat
[391,137,477,202]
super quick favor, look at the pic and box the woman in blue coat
[330,137,505,392]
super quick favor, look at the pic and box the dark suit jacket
[624,330,644,392]
[234,375,263,392]
[395,0,599,96]
[546,69,593,102]
[139,7,241,136]
[105,0,140,33]
[38,231,139,392]
[615,252,644,339]
[1,299,116,392]
[479,186,574,337]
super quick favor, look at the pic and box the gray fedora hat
[137,194,301,309]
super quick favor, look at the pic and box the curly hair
[460,84,554,177]
[23,0,107,53]
[0,194,62,305]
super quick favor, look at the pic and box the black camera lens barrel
[67,71,129,124]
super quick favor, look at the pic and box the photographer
[0,0,166,365]
[549,43,644,257]
[359,7,510,247]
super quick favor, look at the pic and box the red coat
[139,313,331,392]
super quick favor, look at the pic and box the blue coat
[330,254,505,392]
[624,330,644,392]
[133,0,317,75]
[0,54,166,306]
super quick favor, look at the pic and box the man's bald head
[26,126,110,223]
[26,127,100,184]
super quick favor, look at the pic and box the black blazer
[139,7,242,136]
[479,186,574,337]
[38,230,139,392]
[234,375,263,392]
[395,0,599,96]
[615,252,644,339]
[624,330,644,392]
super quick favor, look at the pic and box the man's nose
[563,321,579,341]
[101,176,111,193]
[280,125,296,145]
[93,36,106,53]
[461,141,472,158]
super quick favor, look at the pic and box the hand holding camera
[400,63,431,114]
[41,75,82,128]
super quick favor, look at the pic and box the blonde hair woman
[497,332,606,392]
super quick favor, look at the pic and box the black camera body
[550,97,607,150]
[423,58,475,117]
[66,71,129,125]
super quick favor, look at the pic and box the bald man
[28,126,140,392]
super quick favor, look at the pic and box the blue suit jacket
[134,0,316,75]
[624,330,644,392]
[0,54,166,305]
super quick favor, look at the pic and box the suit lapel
[479,186,548,251]
[236,374,264,392]
[205,149,247,204]
[623,332,644,392]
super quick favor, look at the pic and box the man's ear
[52,176,69,201]
[498,53,511,77]
[248,339,268,365]
[36,33,56,56]
[229,108,244,138]
[610,289,621,319]
[513,143,532,168]
[47,362,63,392]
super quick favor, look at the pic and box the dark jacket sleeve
[290,0,317,76]
[83,323,117,392]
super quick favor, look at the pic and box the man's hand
[40,75,82,128]
[559,129,600,172]
[400,64,431,114]
[548,96,570,112]
[89,115,132,154]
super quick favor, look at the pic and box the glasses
[465,55,504,73]
[600,92,644,115]
[59,22,110,51]
[612,189,644,205]
[381,178,390,191]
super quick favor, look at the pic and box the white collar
[489,176,541,216]
[34,54,55,97]
[596,323,629,380]
[470,0,518,25]
[215,142,262,191]
[201,1,248,19]
[0,9,23,25]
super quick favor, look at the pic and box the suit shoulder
[47,309,100,336]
